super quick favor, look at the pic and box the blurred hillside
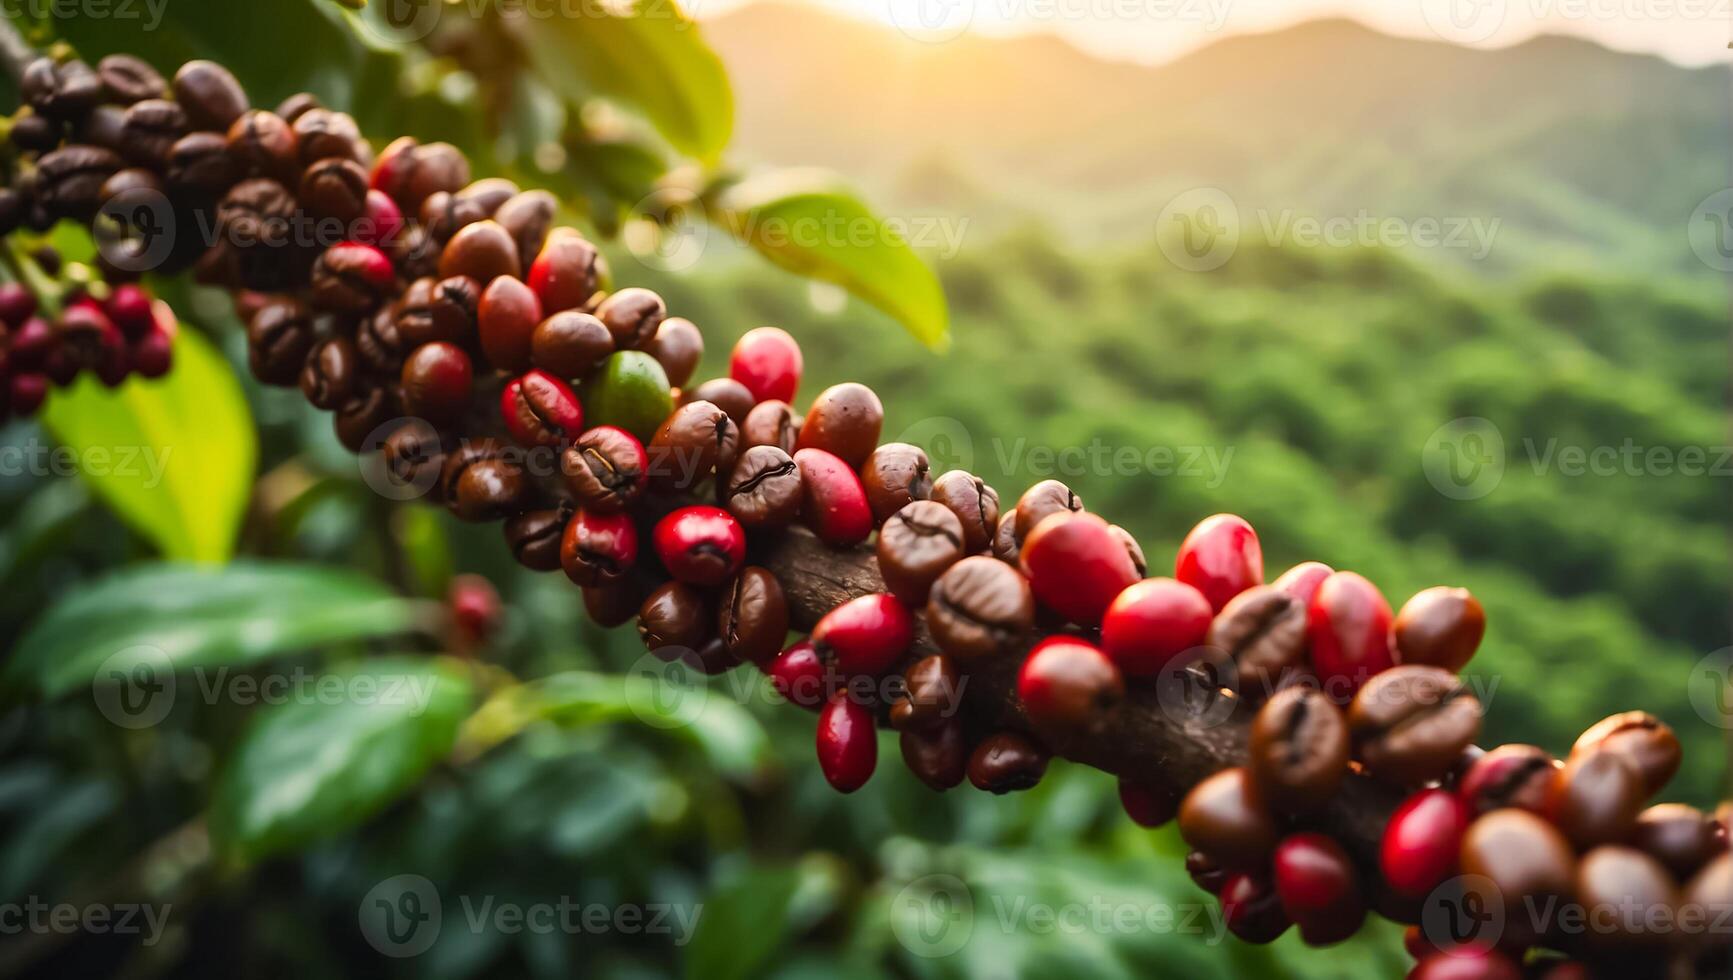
[707,5,1730,276]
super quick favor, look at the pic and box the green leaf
[210,657,474,863]
[714,173,951,350]
[42,328,255,564]
[683,866,807,980]
[3,561,422,700]
[521,0,733,164]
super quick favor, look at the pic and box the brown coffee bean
[292,109,365,165]
[1108,524,1147,578]
[583,579,644,628]
[421,177,518,241]
[1572,711,1680,798]
[1015,479,1083,542]
[299,156,369,223]
[380,139,470,212]
[165,131,237,194]
[477,275,541,374]
[638,582,708,660]
[1247,687,1349,813]
[1459,810,1576,950]
[226,110,298,179]
[493,190,556,273]
[529,228,606,312]
[173,60,249,131]
[1632,804,1723,882]
[889,654,962,732]
[97,55,164,104]
[1177,767,1279,869]
[796,382,883,470]
[246,300,315,386]
[967,732,1049,794]
[684,378,755,427]
[992,511,1020,563]
[724,446,802,529]
[37,145,123,220]
[647,317,703,388]
[22,57,101,120]
[531,311,613,379]
[333,386,395,453]
[217,178,297,249]
[562,425,648,513]
[1393,587,1485,673]
[594,287,665,351]
[397,275,482,347]
[1547,748,1647,848]
[901,721,968,791]
[10,112,62,153]
[382,419,447,500]
[1206,585,1307,696]
[1682,854,1732,966]
[76,104,126,152]
[877,500,965,607]
[357,304,407,374]
[740,399,799,454]
[439,220,519,282]
[311,242,396,314]
[928,470,1000,554]
[862,442,933,525]
[440,438,527,522]
[926,555,1035,661]
[718,566,788,664]
[1574,847,1681,952]
[1347,665,1481,787]
[504,505,571,572]
[1457,743,1559,818]
[274,92,321,124]
[299,335,360,410]
[649,400,738,491]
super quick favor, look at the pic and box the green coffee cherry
[582,351,673,442]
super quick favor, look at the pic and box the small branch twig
[0,17,37,87]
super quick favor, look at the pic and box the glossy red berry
[766,639,828,710]
[729,326,802,404]
[1407,950,1522,980]
[9,373,47,415]
[357,189,404,248]
[816,692,876,793]
[9,316,57,368]
[1273,832,1364,945]
[1380,788,1470,899]
[499,368,583,448]
[0,282,36,327]
[1019,511,1138,626]
[1308,571,1396,697]
[1117,778,1178,828]
[104,283,153,339]
[448,573,502,648]
[1016,636,1123,733]
[1220,873,1290,944]
[812,593,914,677]
[559,508,638,587]
[1272,561,1333,605]
[1099,577,1214,676]
[131,326,173,379]
[1175,513,1263,612]
[401,341,474,424]
[793,447,872,547]
[653,506,746,587]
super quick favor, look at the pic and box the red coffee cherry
[1272,833,1365,946]
[1174,513,1263,613]
[1019,511,1138,626]
[356,189,404,249]
[1306,571,1395,698]
[1099,577,1214,676]
[816,692,877,793]
[528,227,604,313]
[792,447,872,547]
[10,373,47,415]
[1393,586,1485,674]
[1271,560,1333,605]
[1220,873,1290,945]
[1408,950,1522,980]
[1016,636,1123,734]
[1186,851,1229,895]
[1379,788,1469,899]
[560,509,638,588]
[448,573,501,648]
[811,593,914,677]
[311,241,396,314]
[478,274,542,373]
[0,282,38,326]
[499,369,582,448]
[1177,767,1279,870]
[1117,778,1179,828]
[766,639,827,711]
[729,326,803,404]
[653,506,746,587]
[400,341,473,424]
[1456,743,1558,818]
[104,283,153,338]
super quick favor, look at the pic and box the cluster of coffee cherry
[8,49,1728,979]
[0,276,175,421]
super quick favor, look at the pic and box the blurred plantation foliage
[0,2,1726,979]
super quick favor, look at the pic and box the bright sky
[694,0,1731,67]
